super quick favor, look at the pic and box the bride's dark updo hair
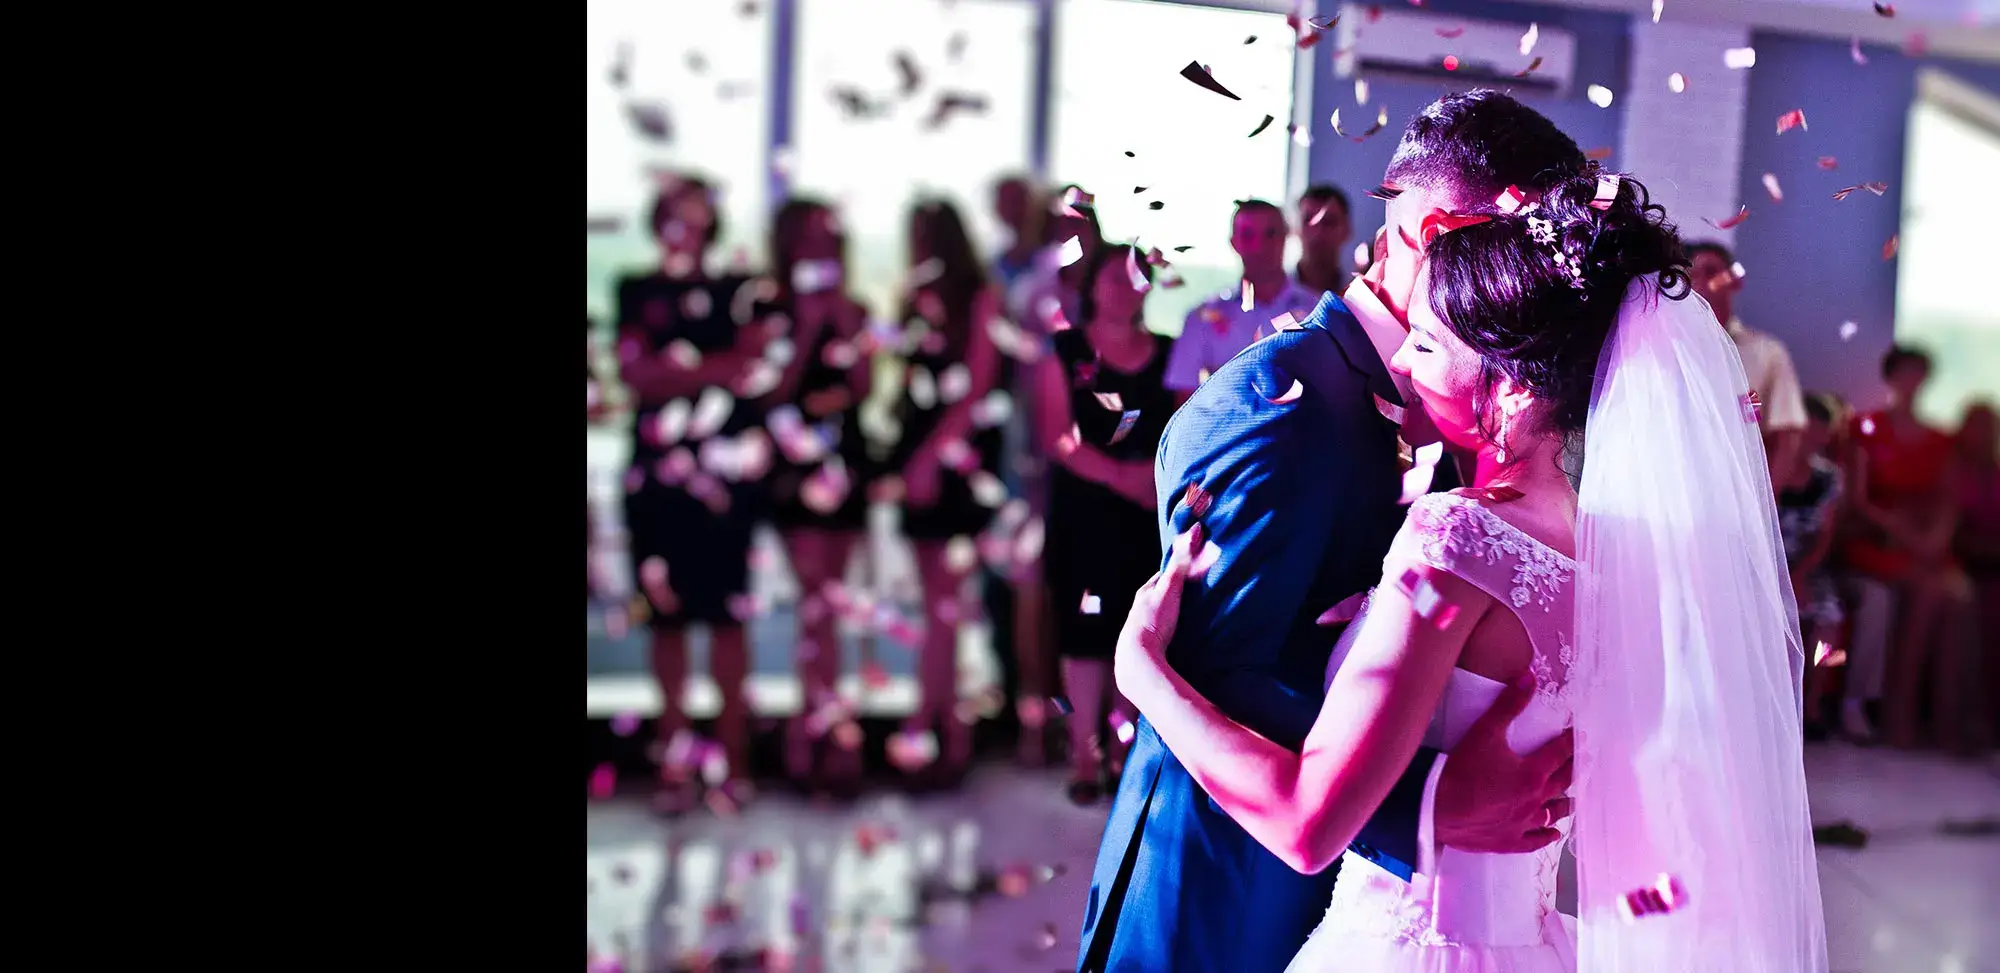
[1423,168,1690,453]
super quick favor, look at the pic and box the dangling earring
[1495,411,1513,465]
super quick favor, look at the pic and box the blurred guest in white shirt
[1163,199,1323,406]
[1687,240,1808,490]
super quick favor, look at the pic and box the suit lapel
[1301,291,1403,407]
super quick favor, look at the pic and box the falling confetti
[1353,241,1372,269]
[1587,84,1615,108]
[1618,873,1690,922]
[1832,181,1889,200]
[1179,61,1243,100]
[1839,321,1859,341]
[1443,55,1460,71]
[1873,1,1894,16]
[1724,46,1758,69]
[1762,173,1784,202]
[1704,206,1750,230]
[1882,235,1899,260]
[1332,105,1390,141]
[1668,72,1687,92]
[1776,109,1808,133]
[922,91,989,129]
[1851,36,1869,64]
[627,102,673,142]
[1520,22,1539,55]
[589,763,618,800]
[1148,201,1165,210]
[1435,25,1465,38]
[1355,78,1370,103]
[1819,156,1840,170]
[1651,0,1664,22]
[1248,113,1276,138]
[1244,34,1258,44]
[1057,235,1085,267]
[1080,591,1102,615]
[1585,146,1614,161]
[1904,31,1928,56]
[1515,56,1545,77]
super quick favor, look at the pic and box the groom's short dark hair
[1384,90,1588,210]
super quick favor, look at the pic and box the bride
[1112,170,1827,971]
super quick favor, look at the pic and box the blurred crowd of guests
[586,174,1997,818]
[1688,242,1998,754]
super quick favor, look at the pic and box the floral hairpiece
[1496,184,1590,292]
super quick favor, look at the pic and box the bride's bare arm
[1117,538,1492,875]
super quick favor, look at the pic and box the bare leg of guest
[1061,657,1107,802]
[709,621,753,795]
[1884,573,1949,749]
[910,540,973,781]
[649,625,698,812]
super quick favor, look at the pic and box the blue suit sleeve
[1160,368,1438,883]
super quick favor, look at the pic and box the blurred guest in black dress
[614,176,773,813]
[1033,243,1176,804]
[759,197,875,795]
[881,199,1006,785]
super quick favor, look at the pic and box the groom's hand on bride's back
[1433,674,1574,854]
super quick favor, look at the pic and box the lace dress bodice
[1290,492,1579,972]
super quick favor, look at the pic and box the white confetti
[1668,72,1687,93]
[1058,235,1085,268]
[1839,321,1859,341]
[1080,591,1102,615]
[1762,173,1784,202]
[1354,78,1370,104]
[1587,85,1615,108]
[1520,22,1539,56]
[1724,46,1757,69]
[1652,0,1663,23]
[689,387,735,439]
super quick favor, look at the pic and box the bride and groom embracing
[1073,90,1828,973]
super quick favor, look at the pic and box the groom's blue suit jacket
[1076,292,1446,973]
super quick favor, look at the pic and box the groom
[1076,91,1590,973]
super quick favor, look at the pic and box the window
[1897,69,2000,424]
[585,0,775,324]
[1049,0,1301,335]
[787,0,1039,316]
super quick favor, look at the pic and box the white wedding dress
[1288,492,1580,973]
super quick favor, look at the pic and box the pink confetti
[1762,173,1784,203]
[1442,54,1460,71]
[1436,25,1464,38]
[1776,109,1808,134]
[1851,36,1869,65]
[1832,181,1888,201]
[1818,156,1840,170]
[1741,390,1763,424]
[1905,31,1928,55]
[1704,206,1750,230]
[1883,235,1899,261]
[589,763,618,800]
[1515,56,1544,78]
[1617,873,1690,921]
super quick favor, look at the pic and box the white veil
[1571,276,1827,971]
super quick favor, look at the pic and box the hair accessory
[1590,172,1621,211]
[1526,215,1557,246]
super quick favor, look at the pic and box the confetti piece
[1617,873,1689,922]
[1111,712,1136,745]
[1520,22,1539,55]
[1244,34,1257,44]
[1149,201,1165,210]
[1585,146,1613,161]
[1591,173,1621,210]
[1057,235,1085,268]
[1704,206,1750,230]
[1353,241,1372,269]
[1332,105,1390,141]
[1860,416,1877,436]
[1762,173,1783,202]
[1586,84,1615,108]
[1268,379,1306,405]
[1435,25,1465,38]
[1241,279,1256,312]
[1873,1,1894,16]
[1882,235,1899,261]
[1179,61,1243,100]
[1731,260,1747,280]
[1443,54,1460,71]
[1173,245,1194,253]
[1839,321,1859,341]
[1668,72,1687,92]
[1903,31,1927,56]
[1184,482,1214,519]
[887,728,940,771]
[1724,46,1757,69]
[1355,78,1370,104]
[1776,109,1807,134]
[589,763,617,799]
[1515,56,1544,78]
[1741,390,1763,424]
[1080,591,1102,615]
[1832,181,1888,200]
[1851,36,1869,64]
[1651,0,1663,22]
[1248,113,1276,138]
[1818,156,1840,170]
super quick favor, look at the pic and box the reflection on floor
[586,743,2000,973]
